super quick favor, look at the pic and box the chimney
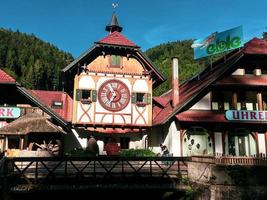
[172,57,179,107]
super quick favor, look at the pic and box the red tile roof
[176,111,227,123]
[152,38,267,126]
[153,96,170,108]
[97,31,137,47]
[29,90,73,122]
[243,38,267,54]
[216,75,267,86]
[0,69,16,83]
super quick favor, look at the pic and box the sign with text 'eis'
[191,26,243,59]
[0,107,21,118]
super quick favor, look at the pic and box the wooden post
[232,92,238,109]
[19,136,24,150]
[257,92,263,110]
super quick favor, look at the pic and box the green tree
[145,40,210,96]
[0,28,74,90]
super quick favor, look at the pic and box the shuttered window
[131,92,151,106]
[76,89,97,104]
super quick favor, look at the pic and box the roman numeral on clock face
[98,79,130,112]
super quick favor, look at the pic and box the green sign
[192,26,244,59]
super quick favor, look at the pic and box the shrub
[119,149,156,157]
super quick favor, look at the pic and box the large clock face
[98,79,130,112]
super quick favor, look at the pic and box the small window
[120,137,130,149]
[51,101,63,109]
[262,69,267,75]
[132,93,151,106]
[211,91,232,111]
[245,68,254,75]
[76,89,97,104]
[110,55,121,68]
[8,137,20,149]
[82,90,91,99]
[136,93,145,103]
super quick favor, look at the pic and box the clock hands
[107,83,116,104]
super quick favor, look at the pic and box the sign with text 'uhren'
[0,107,21,118]
[226,110,267,122]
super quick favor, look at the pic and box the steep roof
[62,33,165,90]
[153,38,267,126]
[105,13,123,33]
[0,69,16,83]
[16,86,70,129]
[29,90,73,122]
[243,37,267,54]
[96,31,137,47]
[0,68,70,130]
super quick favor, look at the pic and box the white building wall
[190,93,211,110]
[232,68,244,75]
[258,133,266,155]
[149,122,181,156]
[133,80,148,92]
[214,132,223,155]
[168,121,181,156]
[78,76,95,89]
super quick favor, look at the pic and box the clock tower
[62,13,165,146]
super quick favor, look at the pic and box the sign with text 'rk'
[0,107,21,118]
[192,26,244,59]
[226,110,267,122]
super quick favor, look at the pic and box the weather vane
[112,3,119,9]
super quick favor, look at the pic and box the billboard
[192,26,244,59]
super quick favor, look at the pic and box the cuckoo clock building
[62,13,165,151]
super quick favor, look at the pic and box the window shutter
[76,89,82,101]
[147,93,151,104]
[144,93,151,104]
[143,94,148,104]
[92,90,97,102]
[131,93,136,103]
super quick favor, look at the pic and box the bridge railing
[1,156,190,185]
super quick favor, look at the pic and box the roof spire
[106,4,122,33]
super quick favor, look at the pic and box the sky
[0,0,267,58]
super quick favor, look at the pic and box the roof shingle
[97,31,137,47]
[0,69,16,83]
[29,90,73,122]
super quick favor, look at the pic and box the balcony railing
[192,154,267,165]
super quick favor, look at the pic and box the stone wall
[188,162,267,200]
